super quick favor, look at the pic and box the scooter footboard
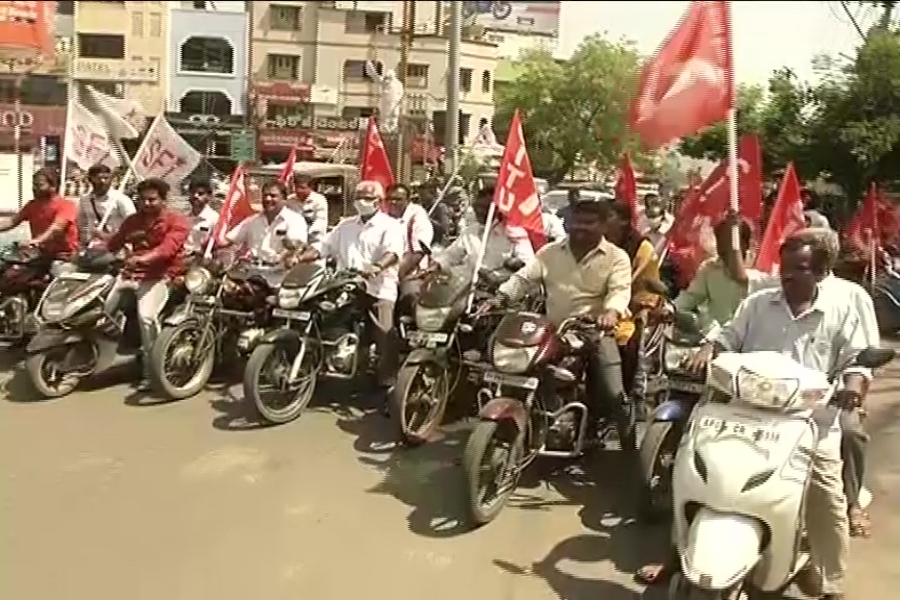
[680,507,764,590]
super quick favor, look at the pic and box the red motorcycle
[0,243,53,344]
[462,311,612,525]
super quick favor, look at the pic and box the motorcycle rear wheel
[25,346,85,399]
[244,342,319,424]
[150,323,216,400]
[463,420,523,526]
[392,361,451,446]
[638,420,678,520]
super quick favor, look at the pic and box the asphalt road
[1,356,899,600]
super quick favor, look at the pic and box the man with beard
[76,164,135,248]
[0,168,78,260]
[292,174,328,254]
[183,179,219,255]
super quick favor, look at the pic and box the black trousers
[586,335,636,452]
[840,409,868,509]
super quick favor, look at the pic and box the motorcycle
[24,250,180,398]
[0,243,55,345]
[871,266,900,334]
[461,312,620,526]
[242,264,370,424]
[393,259,525,446]
[149,254,275,400]
[668,347,894,599]
[639,311,717,518]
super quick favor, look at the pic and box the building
[249,1,498,163]
[165,1,250,168]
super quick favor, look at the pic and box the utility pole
[396,0,415,182]
[445,1,461,176]
[879,0,897,29]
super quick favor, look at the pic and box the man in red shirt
[0,168,78,259]
[102,178,190,390]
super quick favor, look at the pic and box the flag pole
[724,2,740,248]
[117,113,162,192]
[465,202,497,313]
[869,228,877,292]
[59,36,76,193]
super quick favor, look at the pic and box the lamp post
[2,56,40,208]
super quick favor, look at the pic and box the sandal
[635,563,671,585]
[849,507,871,538]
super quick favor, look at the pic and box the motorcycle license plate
[483,370,539,390]
[669,380,704,394]
[697,417,781,443]
[272,308,311,321]
[60,271,90,281]
[407,331,448,346]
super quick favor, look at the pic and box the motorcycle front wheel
[150,322,216,400]
[244,341,320,424]
[638,420,679,520]
[392,361,451,446]
[462,420,524,526]
[25,344,91,399]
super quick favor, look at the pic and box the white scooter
[668,348,894,599]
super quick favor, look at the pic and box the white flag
[64,101,120,171]
[84,85,146,140]
[133,116,202,186]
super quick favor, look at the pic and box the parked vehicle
[24,250,181,398]
[242,264,370,424]
[0,243,55,345]
[872,267,900,334]
[461,313,622,526]
[247,161,358,227]
[668,348,894,599]
[149,254,275,400]
[639,311,714,518]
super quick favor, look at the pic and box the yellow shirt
[615,239,662,345]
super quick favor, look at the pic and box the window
[270,5,302,31]
[180,91,232,116]
[345,11,387,34]
[481,70,491,93]
[77,34,125,59]
[406,63,428,89]
[180,37,234,74]
[192,0,206,8]
[343,59,379,82]
[266,102,310,125]
[460,68,472,93]
[57,1,74,16]
[0,75,68,106]
[131,12,143,37]
[149,13,162,37]
[341,106,376,120]
[266,54,300,80]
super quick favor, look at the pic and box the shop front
[165,111,247,174]
[0,103,66,157]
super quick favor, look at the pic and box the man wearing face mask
[299,180,405,404]
[637,194,674,255]
[77,164,136,249]
[292,174,328,253]
[0,168,78,260]
[102,178,190,391]
[183,179,219,255]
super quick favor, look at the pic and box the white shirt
[226,206,308,264]
[395,202,434,268]
[541,211,566,241]
[185,205,219,254]
[638,212,674,255]
[77,188,135,246]
[435,222,535,272]
[322,211,405,302]
[290,191,328,252]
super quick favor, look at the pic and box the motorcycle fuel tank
[494,312,554,348]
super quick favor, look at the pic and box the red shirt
[18,195,78,257]
[108,209,190,280]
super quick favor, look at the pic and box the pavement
[1,354,899,600]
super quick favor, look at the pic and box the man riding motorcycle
[384,182,433,308]
[0,168,78,261]
[183,179,219,256]
[642,230,868,600]
[489,199,635,450]
[292,174,328,253]
[76,163,135,249]
[298,180,406,407]
[101,178,190,391]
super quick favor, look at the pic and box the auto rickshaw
[247,161,359,226]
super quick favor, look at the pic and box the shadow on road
[208,385,273,431]
[3,359,139,404]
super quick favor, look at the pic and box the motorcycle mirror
[854,347,895,369]
[673,311,701,334]
[503,257,525,272]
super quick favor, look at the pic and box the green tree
[493,34,643,184]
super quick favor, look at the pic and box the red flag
[755,163,805,274]
[359,116,394,194]
[846,183,900,257]
[494,110,545,250]
[630,1,733,149]
[668,134,762,285]
[615,154,638,228]
[208,165,255,255]
[278,147,297,186]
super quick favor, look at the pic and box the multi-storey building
[249,1,498,163]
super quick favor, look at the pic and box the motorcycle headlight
[415,305,452,332]
[185,267,211,294]
[665,345,697,371]
[278,288,303,309]
[491,343,538,374]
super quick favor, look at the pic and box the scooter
[668,347,894,599]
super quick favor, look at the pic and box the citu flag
[493,109,545,251]
[614,153,638,228]
[359,116,394,199]
[754,162,805,274]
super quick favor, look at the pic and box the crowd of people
[3,163,883,600]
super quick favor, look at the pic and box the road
[1,356,899,600]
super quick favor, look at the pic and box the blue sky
[557,1,879,85]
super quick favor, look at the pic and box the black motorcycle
[242,264,370,424]
[0,242,54,345]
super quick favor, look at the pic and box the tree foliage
[493,34,643,184]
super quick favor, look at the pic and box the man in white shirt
[77,163,135,247]
[183,179,219,255]
[223,180,308,285]
[434,187,535,273]
[292,174,329,253]
[637,193,674,255]
[301,180,405,400]
[384,182,433,309]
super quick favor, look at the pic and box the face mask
[354,199,378,217]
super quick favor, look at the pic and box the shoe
[135,378,151,392]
